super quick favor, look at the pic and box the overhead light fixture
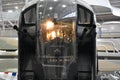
[72,1,76,4]
[39,5,43,7]
[15,6,18,9]
[103,21,120,24]
[8,10,13,13]
[54,0,58,2]
[62,5,67,8]
[40,0,44,1]
[49,7,53,10]
[40,12,42,14]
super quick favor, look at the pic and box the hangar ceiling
[0,0,120,22]
[1,0,25,12]
[91,0,120,22]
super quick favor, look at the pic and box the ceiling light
[72,1,76,4]
[103,21,120,24]
[40,12,42,14]
[15,6,18,9]
[39,5,43,7]
[40,0,44,1]
[54,0,58,2]
[49,7,53,10]
[8,10,13,13]
[62,5,67,8]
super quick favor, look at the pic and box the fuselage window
[24,7,36,24]
[78,7,91,25]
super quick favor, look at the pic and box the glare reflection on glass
[46,20,54,30]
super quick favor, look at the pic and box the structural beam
[0,0,5,30]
